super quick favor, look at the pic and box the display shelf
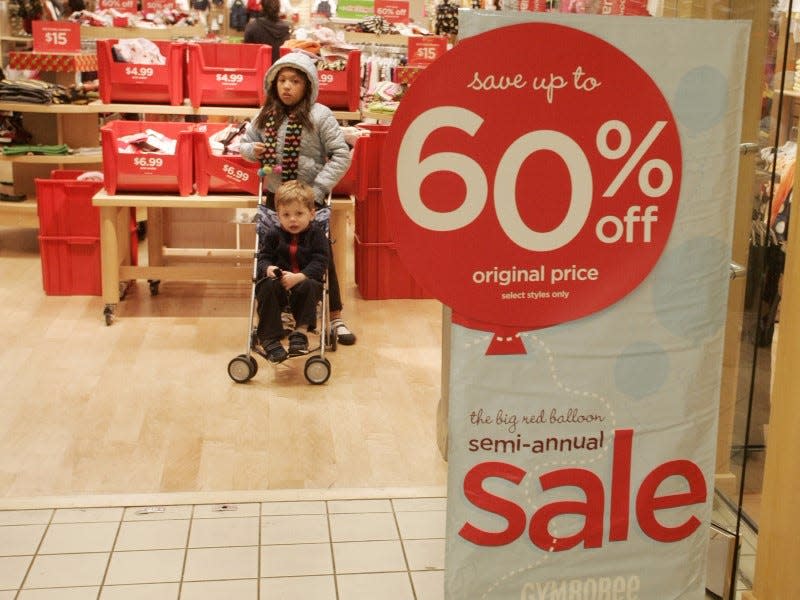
[0,100,361,121]
[8,51,97,72]
[80,25,207,40]
[361,109,394,122]
[0,23,206,43]
[0,199,38,228]
[344,32,411,46]
[0,152,101,164]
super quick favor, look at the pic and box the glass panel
[653,1,780,598]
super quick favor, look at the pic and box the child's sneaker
[331,319,356,345]
[287,331,309,357]
[263,339,288,364]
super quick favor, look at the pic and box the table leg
[331,198,353,287]
[99,206,122,325]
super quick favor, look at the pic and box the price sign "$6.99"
[381,23,682,336]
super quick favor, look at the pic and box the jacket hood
[264,51,319,104]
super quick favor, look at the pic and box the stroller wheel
[304,356,331,385]
[228,354,256,383]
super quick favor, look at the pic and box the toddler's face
[276,199,314,234]
[275,68,307,107]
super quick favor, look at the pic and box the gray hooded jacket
[239,52,351,206]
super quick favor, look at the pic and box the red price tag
[374,0,409,23]
[408,36,447,66]
[142,0,176,12]
[98,0,138,12]
[32,21,81,53]
[383,23,681,343]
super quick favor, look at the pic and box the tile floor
[0,493,446,600]
[0,489,756,600]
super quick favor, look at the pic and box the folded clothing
[2,144,70,156]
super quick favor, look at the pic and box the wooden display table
[0,199,38,228]
[93,190,354,324]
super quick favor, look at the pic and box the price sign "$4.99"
[381,23,682,340]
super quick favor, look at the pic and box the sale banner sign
[32,21,81,54]
[142,0,176,13]
[408,36,448,66]
[336,0,374,19]
[374,0,409,22]
[381,11,750,599]
[97,0,138,12]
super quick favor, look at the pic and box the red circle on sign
[381,23,681,330]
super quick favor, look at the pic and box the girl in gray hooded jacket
[240,51,356,345]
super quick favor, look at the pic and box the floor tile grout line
[175,504,196,598]
[325,499,341,600]
[391,498,418,600]
[94,511,125,599]
[258,501,262,600]
[13,506,55,597]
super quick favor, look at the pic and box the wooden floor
[0,223,448,499]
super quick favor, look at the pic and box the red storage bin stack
[331,133,363,197]
[192,122,261,195]
[186,42,271,108]
[35,170,139,296]
[96,40,185,106]
[351,124,431,300]
[100,121,194,196]
[35,171,104,296]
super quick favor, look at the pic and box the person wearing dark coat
[244,0,292,64]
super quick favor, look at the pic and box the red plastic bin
[354,234,431,300]
[101,121,194,196]
[186,42,271,108]
[357,123,389,198]
[332,134,363,197]
[192,123,261,195]
[35,173,103,237]
[279,48,361,112]
[355,188,393,244]
[38,235,102,296]
[96,39,185,106]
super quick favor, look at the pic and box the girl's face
[275,68,307,107]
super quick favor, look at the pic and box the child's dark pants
[255,276,323,342]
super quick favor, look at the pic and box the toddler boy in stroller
[254,180,329,363]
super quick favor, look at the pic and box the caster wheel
[149,280,161,296]
[228,354,256,383]
[304,356,331,385]
[103,305,115,326]
[246,354,258,378]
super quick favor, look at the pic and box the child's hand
[253,142,266,159]
[281,272,305,290]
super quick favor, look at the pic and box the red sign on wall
[142,0,176,12]
[97,0,138,12]
[408,36,447,66]
[32,21,81,54]
[374,0,409,23]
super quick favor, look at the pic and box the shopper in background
[243,0,292,64]
[239,52,357,346]
[255,181,329,363]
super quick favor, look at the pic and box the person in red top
[255,180,329,363]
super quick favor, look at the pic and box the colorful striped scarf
[262,111,302,181]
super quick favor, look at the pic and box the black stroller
[227,168,336,385]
